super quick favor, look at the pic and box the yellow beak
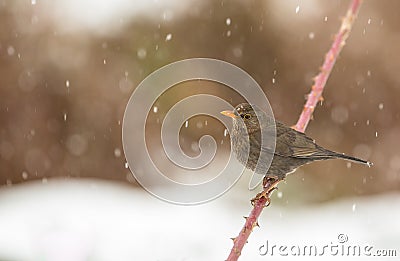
[220,110,238,118]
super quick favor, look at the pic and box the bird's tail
[323,149,373,167]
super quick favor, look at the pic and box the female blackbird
[221,103,372,182]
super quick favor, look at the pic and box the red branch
[295,0,362,132]
[226,1,363,260]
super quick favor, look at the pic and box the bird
[221,103,372,188]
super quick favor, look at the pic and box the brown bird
[221,103,372,186]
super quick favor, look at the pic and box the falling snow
[191,142,199,152]
[295,5,300,14]
[137,48,147,59]
[22,171,28,180]
[165,33,172,41]
[7,46,15,56]
[226,18,231,26]
[114,148,121,158]
[162,10,173,21]
[378,103,384,110]
[66,134,88,156]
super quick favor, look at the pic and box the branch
[226,1,363,260]
[227,179,276,259]
[295,0,362,132]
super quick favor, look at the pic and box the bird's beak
[220,110,238,118]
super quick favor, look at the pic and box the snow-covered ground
[0,180,398,261]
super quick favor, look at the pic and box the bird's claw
[251,191,272,206]
[251,178,280,206]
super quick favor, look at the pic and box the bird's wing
[259,121,326,158]
[276,121,329,158]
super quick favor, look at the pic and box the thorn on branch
[251,221,259,229]
[329,53,335,62]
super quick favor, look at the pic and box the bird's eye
[243,114,251,120]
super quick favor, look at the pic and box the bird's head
[221,103,263,133]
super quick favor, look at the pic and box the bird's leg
[251,177,280,206]
[262,176,279,188]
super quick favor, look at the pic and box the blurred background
[0,0,399,260]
